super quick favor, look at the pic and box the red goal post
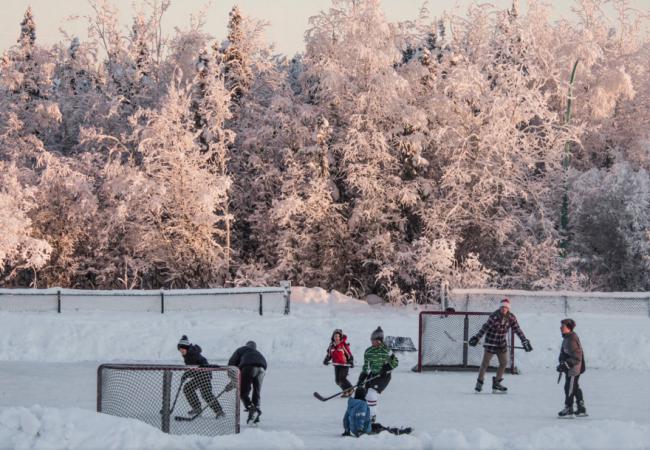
[416,311,518,373]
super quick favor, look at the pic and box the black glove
[323,356,330,366]
[556,361,570,373]
[348,356,354,368]
[354,386,367,400]
[224,380,236,392]
[468,336,479,347]
[522,339,533,352]
[357,372,367,388]
[380,362,391,377]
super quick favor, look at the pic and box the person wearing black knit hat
[177,335,225,419]
[557,319,588,418]
[356,326,398,422]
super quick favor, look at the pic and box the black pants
[241,365,265,409]
[365,372,391,394]
[335,365,353,391]
[564,374,584,407]
[184,374,223,413]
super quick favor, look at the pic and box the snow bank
[0,287,648,371]
[2,405,649,450]
[0,406,304,450]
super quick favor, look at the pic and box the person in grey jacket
[557,319,587,417]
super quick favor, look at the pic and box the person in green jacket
[356,326,398,422]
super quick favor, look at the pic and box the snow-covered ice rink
[1,287,649,449]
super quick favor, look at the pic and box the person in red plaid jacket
[323,329,354,397]
[469,298,533,393]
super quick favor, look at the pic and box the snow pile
[1,405,649,450]
[0,406,304,450]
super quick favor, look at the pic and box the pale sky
[2,0,649,56]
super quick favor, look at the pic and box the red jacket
[326,336,353,365]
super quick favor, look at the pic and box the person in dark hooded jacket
[228,341,267,424]
[177,335,224,418]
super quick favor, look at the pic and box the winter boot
[576,401,588,417]
[492,376,507,393]
[475,378,484,393]
[247,406,261,424]
[558,405,575,418]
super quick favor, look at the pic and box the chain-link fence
[445,289,650,317]
[416,311,516,373]
[0,283,291,315]
[98,364,240,435]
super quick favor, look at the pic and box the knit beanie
[177,335,191,350]
[246,340,257,350]
[370,326,384,341]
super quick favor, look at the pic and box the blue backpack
[343,397,372,436]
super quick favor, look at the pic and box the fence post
[563,296,568,316]
[462,314,469,368]
[281,281,291,315]
[464,294,470,312]
[161,370,171,433]
[259,293,263,316]
[160,290,165,314]
[57,289,61,314]
[647,297,650,319]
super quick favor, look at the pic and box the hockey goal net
[416,311,517,373]
[97,364,240,435]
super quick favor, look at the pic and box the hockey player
[323,328,354,397]
[557,318,587,418]
[469,298,533,393]
[177,335,225,418]
[356,326,398,421]
[228,340,267,424]
[342,388,411,437]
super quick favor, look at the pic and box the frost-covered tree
[0,161,52,284]
[0,7,61,143]
[569,163,650,290]
[100,83,232,288]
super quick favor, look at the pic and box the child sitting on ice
[342,388,412,437]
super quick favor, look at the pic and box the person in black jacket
[228,341,267,424]
[177,335,224,418]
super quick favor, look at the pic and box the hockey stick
[464,341,525,350]
[159,377,187,416]
[557,371,563,384]
[169,377,187,414]
[313,373,382,402]
[174,383,232,422]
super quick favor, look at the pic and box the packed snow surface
[0,287,649,449]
